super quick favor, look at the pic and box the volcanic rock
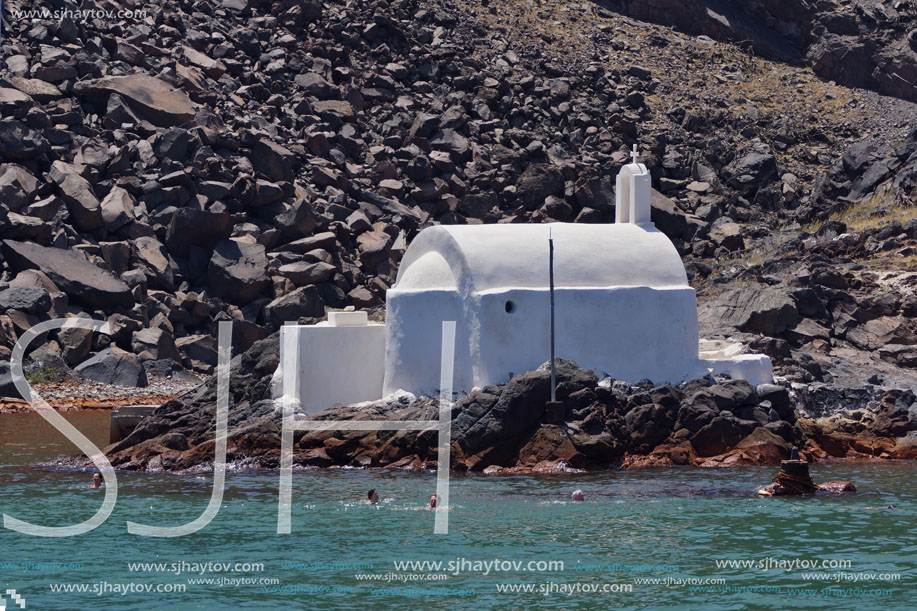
[208,240,270,304]
[73,75,196,127]
[75,347,148,387]
[1,240,133,308]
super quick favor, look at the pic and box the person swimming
[429,494,438,509]
[572,489,585,502]
[89,472,102,489]
[367,488,379,504]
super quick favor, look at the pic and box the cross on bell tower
[615,144,652,226]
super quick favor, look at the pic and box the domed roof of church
[393,222,689,293]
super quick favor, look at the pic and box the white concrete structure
[698,339,774,386]
[383,222,709,396]
[616,146,652,225]
[277,311,385,414]
[279,149,773,411]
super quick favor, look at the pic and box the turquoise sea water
[0,412,914,610]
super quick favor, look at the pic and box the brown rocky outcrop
[63,338,914,473]
[756,459,856,496]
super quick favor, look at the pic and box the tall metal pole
[549,230,556,403]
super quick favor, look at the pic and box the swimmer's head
[572,490,585,502]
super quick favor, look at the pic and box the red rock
[517,425,583,467]
[733,428,792,465]
[817,481,857,493]
[624,441,696,468]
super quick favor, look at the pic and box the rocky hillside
[0,0,915,408]
[604,0,917,103]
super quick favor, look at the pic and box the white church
[278,151,772,413]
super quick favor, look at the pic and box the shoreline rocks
[60,335,916,474]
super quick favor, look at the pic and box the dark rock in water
[75,348,148,387]
[757,459,856,496]
[817,480,857,493]
[1,240,133,308]
[758,459,816,495]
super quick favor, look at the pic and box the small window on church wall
[504,300,516,313]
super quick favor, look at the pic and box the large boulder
[0,88,33,113]
[625,403,676,452]
[0,164,40,211]
[6,76,63,102]
[48,161,102,231]
[453,359,597,466]
[707,220,746,251]
[699,286,798,336]
[691,416,745,457]
[651,189,705,241]
[516,164,564,210]
[0,286,51,314]
[176,335,219,369]
[133,237,175,290]
[872,42,917,103]
[73,75,196,127]
[0,361,25,399]
[165,208,232,257]
[58,323,94,367]
[264,286,324,327]
[0,120,49,161]
[252,139,295,183]
[1,240,133,308]
[807,34,877,93]
[207,240,270,304]
[99,186,136,231]
[131,328,181,362]
[74,348,148,387]
[725,146,778,191]
[277,261,336,286]
[9,269,66,315]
